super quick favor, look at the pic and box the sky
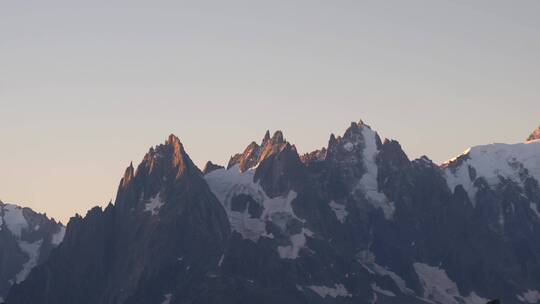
[1,0,539,223]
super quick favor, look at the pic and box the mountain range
[3,121,540,304]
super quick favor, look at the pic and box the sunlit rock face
[0,201,65,302]
[528,125,540,141]
[226,130,291,173]
[7,122,540,304]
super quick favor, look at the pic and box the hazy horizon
[2,0,539,223]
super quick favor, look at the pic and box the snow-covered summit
[443,140,540,201]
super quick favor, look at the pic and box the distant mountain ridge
[6,121,540,304]
[0,201,65,302]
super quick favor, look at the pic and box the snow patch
[371,283,396,297]
[518,290,540,303]
[463,292,490,304]
[343,142,354,152]
[371,263,412,295]
[145,193,164,215]
[414,262,460,304]
[308,284,352,298]
[261,191,299,220]
[15,239,43,283]
[277,228,313,259]
[206,166,311,259]
[329,201,348,223]
[356,127,395,220]
[2,204,28,237]
[161,293,172,304]
[226,209,267,241]
[205,166,271,241]
[413,262,488,304]
[218,254,224,267]
[357,250,413,295]
[371,291,378,304]
[0,203,64,290]
[51,226,66,245]
[530,203,540,218]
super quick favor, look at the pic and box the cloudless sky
[1,0,539,223]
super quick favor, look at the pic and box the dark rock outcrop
[202,161,224,175]
[300,147,327,165]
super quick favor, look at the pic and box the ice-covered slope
[205,165,312,258]
[443,140,540,202]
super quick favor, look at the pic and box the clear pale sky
[1,0,539,223]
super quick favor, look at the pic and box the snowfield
[205,165,312,259]
[444,140,540,204]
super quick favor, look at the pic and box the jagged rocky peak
[379,138,410,164]
[326,120,382,162]
[120,162,135,188]
[327,120,400,219]
[262,130,271,144]
[269,130,284,143]
[381,137,405,151]
[227,130,291,172]
[300,147,327,164]
[258,130,289,160]
[7,133,231,304]
[139,134,200,179]
[115,134,203,208]
[528,124,540,141]
[202,161,224,174]
[413,155,436,167]
[162,134,201,177]
[254,140,304,197]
